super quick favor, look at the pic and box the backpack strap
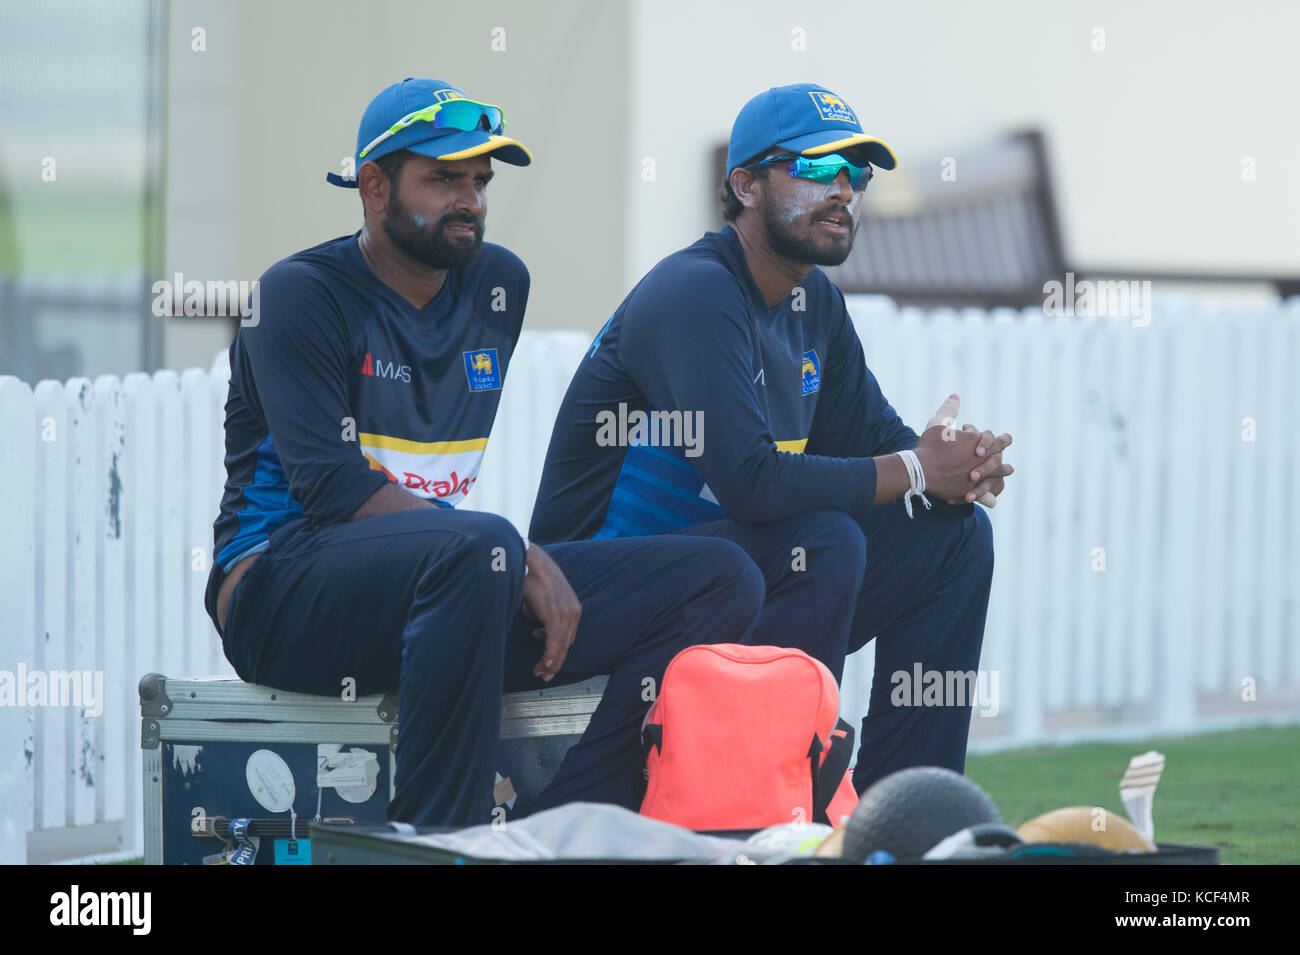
[642,722,663,754]
[812,718,856,825]
[807,734,824,818]
[636,721,663,807]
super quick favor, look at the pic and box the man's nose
[826,169,855,202]
[453,181,486,217]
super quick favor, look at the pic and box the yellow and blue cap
[726,83,896,175]
[327,77,532,188]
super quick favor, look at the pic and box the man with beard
[205,79,764,826]
[529,84,1015,794]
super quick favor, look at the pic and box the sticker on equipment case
[246,749,296,813]
[274,839,312,865]
[317,744,380,803]
[494,773,517,809]
[228,817,260,865]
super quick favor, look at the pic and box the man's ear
[357,160,391,214]
[730,167,762,212]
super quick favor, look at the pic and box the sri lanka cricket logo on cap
[464,347,502,391]
[809,90,856,124]
[800,350,821,396]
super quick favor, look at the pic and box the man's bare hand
[954,423,1013,505]
[916,395,1014,507]
[521,543,582,682]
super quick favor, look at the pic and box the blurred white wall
[164,0,630,370]
[163,0,1300,369]
[164,0,236,372]
[627,0,1300,285]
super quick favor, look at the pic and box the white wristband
[522,538,530,576]
[896,450,932,519]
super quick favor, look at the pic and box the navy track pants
[672,498,995,794]
[213,508,764,827]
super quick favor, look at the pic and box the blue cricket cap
[726,83,897,175]
[327,77,532,188]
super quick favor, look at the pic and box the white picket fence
[837,296,1300,751]
[2,301,1298,863]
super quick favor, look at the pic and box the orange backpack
[639,644,859,831]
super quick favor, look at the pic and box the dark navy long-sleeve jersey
[205,232,528,621]
[529,225,969,544]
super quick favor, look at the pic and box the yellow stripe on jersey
[359,433,489,455]
[775,438,808,453]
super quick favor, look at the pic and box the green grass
[966,726,1300,864]
[96,726,1299,865]
[1,188,147,273]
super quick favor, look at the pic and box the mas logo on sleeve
[463,347,502,392]
[800,349,821,396]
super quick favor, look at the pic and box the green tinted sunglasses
[747,152,873,190]
[359,98,507,160]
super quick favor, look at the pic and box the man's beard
[760,200,857,267]
[382,189,483,269]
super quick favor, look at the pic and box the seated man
[204,78,764,827]
[529,83,1014,795]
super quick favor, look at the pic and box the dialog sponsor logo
[403,469,477,499]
